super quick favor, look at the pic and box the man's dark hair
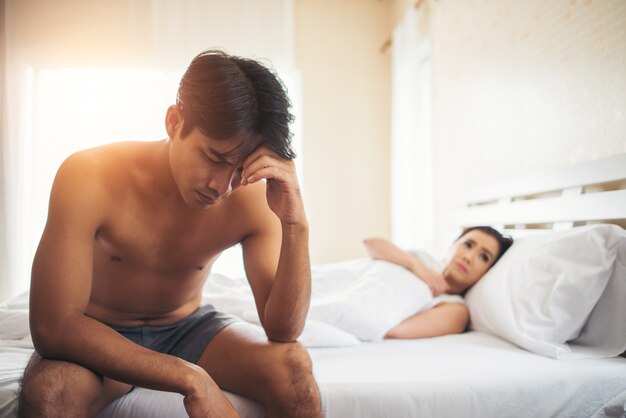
[457,226,514,266]
[176,49,295,160]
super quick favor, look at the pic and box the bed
[1,154,626,418]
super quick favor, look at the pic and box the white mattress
[2,332,625,418]
[311,332,626,418]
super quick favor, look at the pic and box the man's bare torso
[80,141,258,328]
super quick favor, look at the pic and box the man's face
[169,125,252,209]
[442,230,500,293]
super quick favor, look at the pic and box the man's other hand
[182,367,240,418]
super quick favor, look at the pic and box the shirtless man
[18,50,322,418]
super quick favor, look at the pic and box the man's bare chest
[94,199,243,275]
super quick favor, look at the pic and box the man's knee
[18,355,100,417]
[265,343,320,411]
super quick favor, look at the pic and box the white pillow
[568,240,626,358]
[466,224,626,359]
[204,272,364,347]
[237,310,361,348]
[296,320,361,348]
[0,309,30,339]
[3,290,30,309]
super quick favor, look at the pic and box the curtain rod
[380,0,425,54]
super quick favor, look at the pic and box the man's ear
[165,105,184,139]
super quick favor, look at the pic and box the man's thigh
[196,322,314,403]
[19,352,132,416]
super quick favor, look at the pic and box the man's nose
[209,168,240,196]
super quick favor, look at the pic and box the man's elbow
[30,316,67,358]
[264,323,304,343]
[31,330,57,358]
[267,333,300,343]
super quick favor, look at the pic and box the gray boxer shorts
[112,304,240,364]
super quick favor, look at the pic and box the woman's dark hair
[176,49,295,160]
[457,226,514,266]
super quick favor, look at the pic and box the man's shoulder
[56,148,103,184]
[58,141,149,185]
[44,149,109,227]
[53,142,143,205]
[63,141,144,167]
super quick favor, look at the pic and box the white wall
[392,0,626,255]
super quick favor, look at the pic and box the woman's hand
[363,238,411,266]
[415,269,450,297]
[364,237,450,296]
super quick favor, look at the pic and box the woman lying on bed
[363,226,513,340]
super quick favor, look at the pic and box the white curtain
[0,0,297,301]
[0,0,10,301]
[390,5,434,252]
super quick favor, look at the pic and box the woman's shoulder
[423,294,466,312]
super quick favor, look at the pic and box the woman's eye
[481,254,489,262]
[464,241,472,248]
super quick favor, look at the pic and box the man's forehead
[204,135,262,163]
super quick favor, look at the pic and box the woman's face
[443,230,500,293]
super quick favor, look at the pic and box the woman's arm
[362,237,414,268]
[363,238,449,295]
[384,303,469,339]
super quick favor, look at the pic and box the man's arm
[363,238,449,296]
[239,148,311,342]
[30,154,236,417]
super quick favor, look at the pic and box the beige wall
[392,0,414,27]
[4,0,293,68]
[295,0,392,263]
[391,0,626,252]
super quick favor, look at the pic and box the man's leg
[196,322,323,418]
[18,352,132,418]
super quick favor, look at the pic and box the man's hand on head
[240,147,306,227]
[238,146,311,342]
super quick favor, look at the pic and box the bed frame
[457,154,626,236]
[458,153,626,362]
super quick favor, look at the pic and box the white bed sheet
[2,332,625,418]
[0,345,263,418]
[0,347,32,418]
[312,332,626,418]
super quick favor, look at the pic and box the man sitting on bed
[18,50,322,418]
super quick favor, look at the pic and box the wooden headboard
[457,154,626,237]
